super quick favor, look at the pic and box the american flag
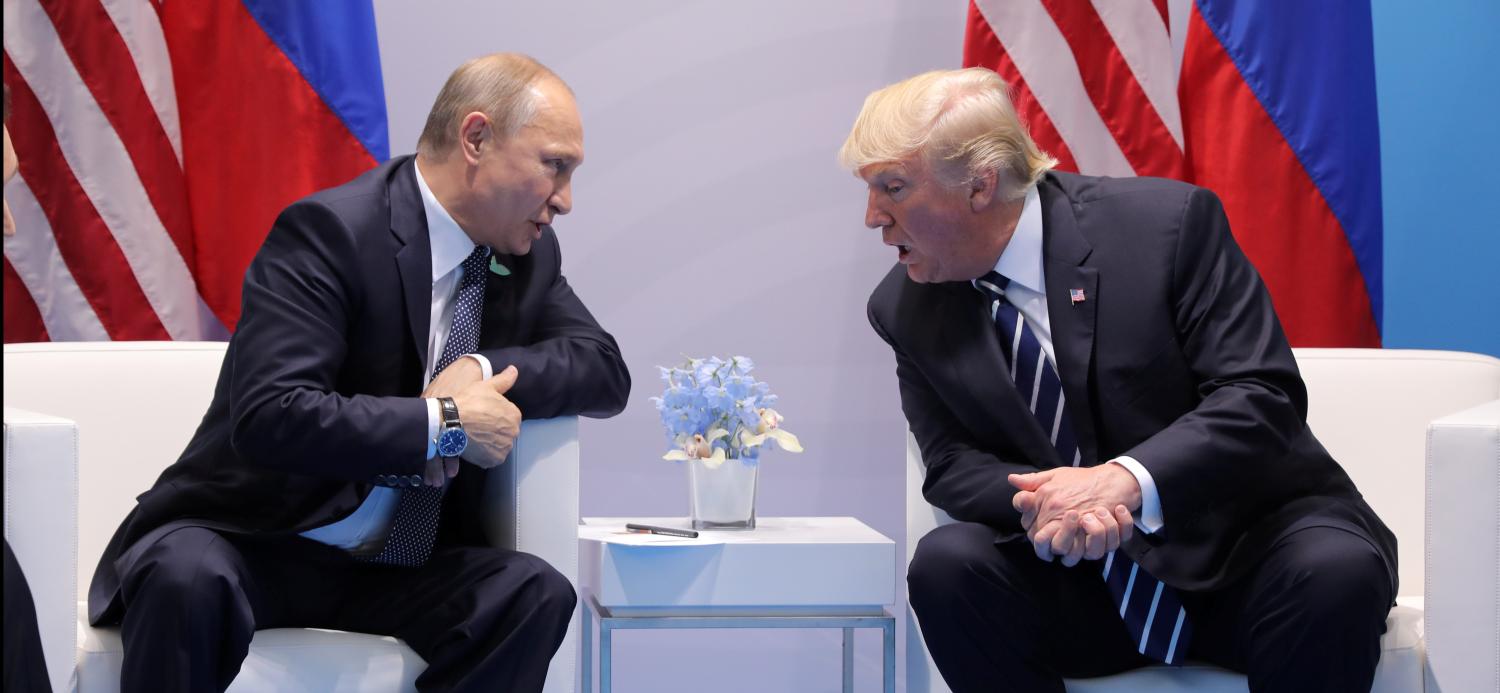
[3,0,387,342]
[965,0,1384,347]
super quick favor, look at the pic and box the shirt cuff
[1108,456,1163,534]
[466,353,493,380]
[424,398,439,460]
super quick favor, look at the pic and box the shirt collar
[413,159,477,282]
[974,184,1043,294]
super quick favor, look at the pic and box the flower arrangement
[652,356,803,468]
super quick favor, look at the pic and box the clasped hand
[1009,465,1141,567]
[419,359,523,487]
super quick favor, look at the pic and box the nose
[864,190,890,230]
[550,182,572,217]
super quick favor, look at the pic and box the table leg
[581,600,593,693]
[600,623,613,693]
[842,627,855,693]
[882,618,896,693]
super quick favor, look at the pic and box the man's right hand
[452,365,522,469]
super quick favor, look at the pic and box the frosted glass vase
[688,457,759,530]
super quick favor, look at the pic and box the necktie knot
[975,271,1010,302]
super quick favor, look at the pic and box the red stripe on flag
[2,63,171,340]
[162,2,379,331]
[1179,10,1379,347]
[1152,0,1170,31]
[963,1,1080,173]
[3,258,51,343]
[1039,0,1185,179]
[36,0,199,285]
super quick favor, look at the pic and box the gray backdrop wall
[372,2,967,691]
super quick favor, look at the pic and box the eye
[549,159,568,173]
[885,182,904,196]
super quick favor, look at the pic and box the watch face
[437,428,468,458]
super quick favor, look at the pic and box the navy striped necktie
[976,271,1192,665]
[368,244,491,567]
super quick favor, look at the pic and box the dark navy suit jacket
[869,171,1395,593]
[90,156,630,623]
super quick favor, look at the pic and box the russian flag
[3,1,387,341]
[1181,0,1382,346]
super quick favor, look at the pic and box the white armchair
[905,348,1500,693]
[2,341,581,692]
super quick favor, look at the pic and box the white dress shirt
[301,160,492,553]
[973,185,1164,533]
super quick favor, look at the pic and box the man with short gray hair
[846,68,1394,692]
[90,53,629,692]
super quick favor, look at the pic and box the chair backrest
[906,348,1500,598]
[4,342,229,597]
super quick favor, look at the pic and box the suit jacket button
[383,474,397,486]
[409,474,423,487]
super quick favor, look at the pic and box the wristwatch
[435,396,468,459]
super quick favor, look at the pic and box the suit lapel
[1038,175,1101,465]
[935,283,1061,466]
[389,158,432,376]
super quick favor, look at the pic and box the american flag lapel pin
[1069,288,1086,305]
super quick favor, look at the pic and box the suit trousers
[109,526,575,693]
[3,539,52,693]
[908,521,1392,693]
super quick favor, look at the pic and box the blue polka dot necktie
[368,245,491,567]
[977,271,1192,665]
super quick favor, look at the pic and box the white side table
[579,517,897,693]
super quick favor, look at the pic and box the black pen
[625,523,699,538]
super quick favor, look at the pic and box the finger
[1031,521,1059,562]
[424,458,444,487]
[488,365,519,394]
[1079,513,1104,561]
[1052,511,1080,561]
[1094,508,1121,554]
[1007,469,1054,492]
[444,457,460,479]
[1114,505,1135,543]
[1012,490,1037,513]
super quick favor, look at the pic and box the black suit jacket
[870,171,1395,593]
[90,156,630,623]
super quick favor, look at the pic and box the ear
[969,168,1000,212]
[458,112,490,165]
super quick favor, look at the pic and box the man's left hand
[1010,465,1142,564]
[421,357,486,486]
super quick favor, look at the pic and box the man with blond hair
[843,68,1394,692]
[90,53,629,692]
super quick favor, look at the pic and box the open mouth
[894,244,912,262]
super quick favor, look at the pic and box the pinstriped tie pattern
[977,271,1192,665]
[368,245,491,567]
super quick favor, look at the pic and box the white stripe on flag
[1165,606,1187,664]
[99,0,183,162]
[1139,581,1165,654]
[1090,0,1183,148]
[973,0,1136,177]
[7,0,207,340]
[2,177,111,341]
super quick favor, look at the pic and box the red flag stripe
[1039,0,1184,179]
[36,0,198,274]
[973,0,1134,176]
[3,258,51,343]
[963,2,1080,173]
[3,63,170,340]
[98,0,182,160]
[3,175,112,340]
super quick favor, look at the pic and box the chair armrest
[1425,398,1500,693]
[478,416,579,693]
[4,407,80,693]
